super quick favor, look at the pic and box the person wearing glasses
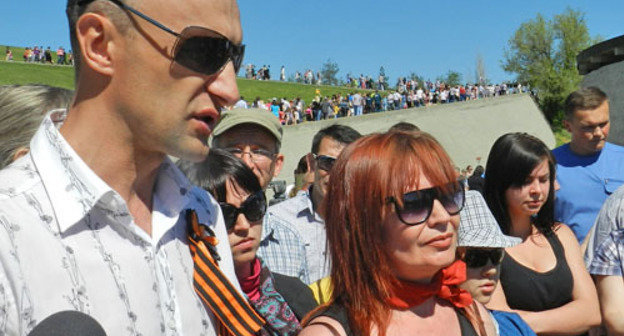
[177,149,318,335]
[212,107,285,191]
[483,133,600,335]
[457,190,536,336]
[0,0,244,334]
[258,124,361,285]
[299,131,495,336]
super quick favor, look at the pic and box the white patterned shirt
[0,113,239,336]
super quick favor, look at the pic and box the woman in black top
[483,133,600,335]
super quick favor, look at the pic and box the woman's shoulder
[552,223,579,246]
[299,315,347,336]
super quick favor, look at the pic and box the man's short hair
[564,87,608,120]
[388,121,420,133]
[66,0,135,80]
[311,124,362,154]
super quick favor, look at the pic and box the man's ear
[563,119,572,133]
[306,152,315,172]
[272,153,285,177]
[76,12,118,76]
[11,147,30,162]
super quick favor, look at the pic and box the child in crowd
[458,190,536,336]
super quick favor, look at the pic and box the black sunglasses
[463,248,505,268]
[388,181,465,225]
[313,154,336,172]
[78,0,245,76]
[219,191,266,231]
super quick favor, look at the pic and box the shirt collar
[30,111,114,233]
[30,111,207,238]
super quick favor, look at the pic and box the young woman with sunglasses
[300,131,496,336]
[177,149,317,335]
[483,133,600,335]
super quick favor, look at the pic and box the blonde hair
[0,85,74,168]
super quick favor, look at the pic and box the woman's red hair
[318,131,458,336]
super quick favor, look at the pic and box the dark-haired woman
[300,131,496,336]
[177,149,317,335]
[484,133,600,335]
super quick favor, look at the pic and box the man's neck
[568,142,601,157]
[60,101,164,236]
[310,185,324,219]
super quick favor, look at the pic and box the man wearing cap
[0,0,245,334]
[211,107,312,285]
[457,191,535,336]
[258,125,361,284]
[211,107,285,190]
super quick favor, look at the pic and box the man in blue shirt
[553,87,624,243]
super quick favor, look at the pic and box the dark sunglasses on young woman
[219,191,267,231]
[77,0,245,76]
[463,248,505,268]
[388,181,465,225]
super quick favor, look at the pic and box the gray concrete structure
[579,35,624,147]
[276,94,555,185]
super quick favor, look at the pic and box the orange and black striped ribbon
[186,209,265,336]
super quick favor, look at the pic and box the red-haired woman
[300,131,496,336]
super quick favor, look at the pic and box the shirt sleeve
[589,229,624,276]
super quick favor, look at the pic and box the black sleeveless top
[312,302,478,336]
[500,231,573,311]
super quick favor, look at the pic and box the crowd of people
[4,45,73,65]
[0,1,623,336]
[233,81,527,126]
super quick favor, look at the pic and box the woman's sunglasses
[219,191,267,231]
[388,181,465,225]
[463,248,505,268]
[78,0,245,76]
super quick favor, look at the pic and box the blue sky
[1,0,622,84]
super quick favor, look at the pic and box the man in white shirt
[0,0,244,335]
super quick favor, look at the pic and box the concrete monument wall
[582,60,624,147]
[276,94,555,185]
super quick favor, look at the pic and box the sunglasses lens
[397,190,431,225]
[439,183,465,215]
[173,27,244,75]
[219,204,238,230]
[317,156,336,171]
[241,192,267,222]
[465,249,504,268]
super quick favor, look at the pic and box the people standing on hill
[56,46,66,64]
[44,46,52,63]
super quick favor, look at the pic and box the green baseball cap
[212,108,283,144]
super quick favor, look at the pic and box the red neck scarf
[386,260,473,309]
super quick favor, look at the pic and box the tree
[320,59,340,86]
[438,70,462,86]
[502,8,598,123]
[409,72,425,89]
[475,53,487,85]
